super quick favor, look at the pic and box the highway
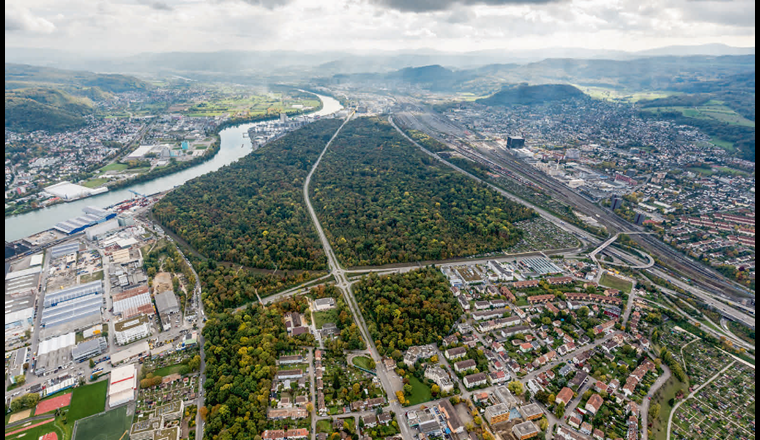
[302,110,415,440]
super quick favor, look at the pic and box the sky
[4,0,756,55]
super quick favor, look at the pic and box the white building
[108,364,137,408]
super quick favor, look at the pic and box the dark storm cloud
[369,0,561,13]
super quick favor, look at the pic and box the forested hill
[5,63,151,93]
[477,84,587,106]
[5,88,92,132]
[153,119,343,271]
[5,63,152,132]
[311,116,535,267]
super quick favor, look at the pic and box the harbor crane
[128,189,147,198]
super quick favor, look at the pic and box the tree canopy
[353,267,462,355]
[312,117,534,267]
[154,119,344,271]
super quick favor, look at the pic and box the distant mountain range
[5,44,754,77]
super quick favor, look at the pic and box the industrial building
[43,181,108,201]
[155,291,180,330]
[71,337,108,362]
[50,241,81,259]
[44,281,103,307]
[36,332,76,376]
[507,136,525,149]
[519,257,562,275]
[85,219,120,240]
[113,286,154,318]
[108,364,138,408]
[5,307,34,337]
[111,341,150,365]
[53,207,116,235]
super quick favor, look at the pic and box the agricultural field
[183,90,320,117]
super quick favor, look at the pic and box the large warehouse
[49,242,81,259]
[113,286,154,318]
[109,364,137,408]
[41,281,103,329]
[53,207,116,236]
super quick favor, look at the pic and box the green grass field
[405,376,433,406]
[99,163,129,172]
[352,356,373,370]
[312,309,338,330]
[316,419,332,433]
[67,381,107,421]
[600,272,633,292]
[651,376,689,440]
[74,405,132,440]
[81,178,109,188]
[151,362,187,378]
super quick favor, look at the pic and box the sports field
[67,381,107,421]
[74,406,131,440]
[35,393,72,415]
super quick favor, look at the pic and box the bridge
[589,232,655,269]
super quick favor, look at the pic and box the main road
[302,110,414,440]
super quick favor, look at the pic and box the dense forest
[5,88,92,132]
[311,117,534,267]
[202,304,296,439]
[153,119,344,271]
[353,268,462,356]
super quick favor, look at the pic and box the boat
[241,143,244,148]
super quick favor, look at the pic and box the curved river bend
[5,93,343,242]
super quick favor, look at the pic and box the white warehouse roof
[38,332,76,355]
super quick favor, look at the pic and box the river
[5,92,343,242]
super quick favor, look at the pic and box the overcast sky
[5,0,755,55]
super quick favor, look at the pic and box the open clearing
[352,356,373,370]
[405,376,433,406]
[600,272,633,292]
